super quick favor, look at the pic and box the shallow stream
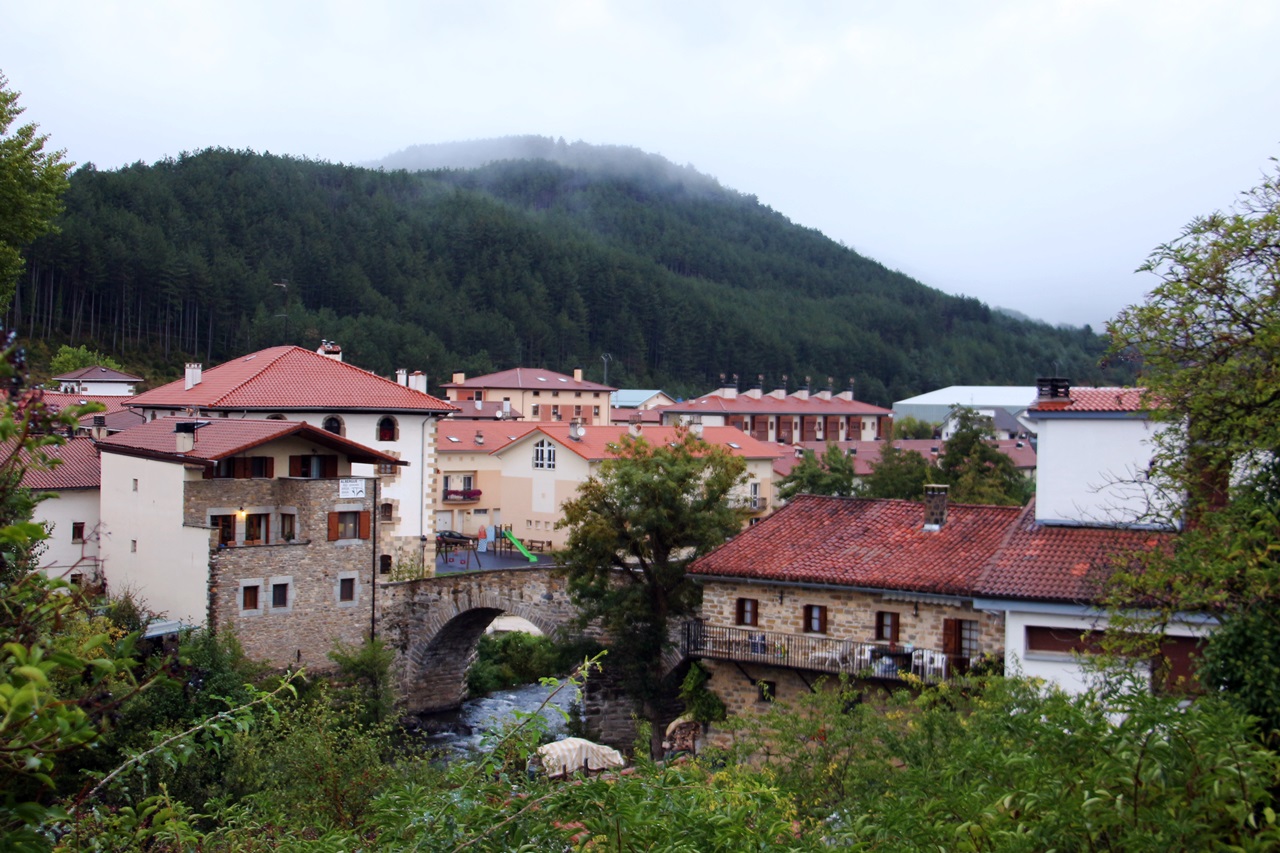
[413,680,581,760]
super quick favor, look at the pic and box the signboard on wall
[339,478,366,499]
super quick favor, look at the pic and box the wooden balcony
[682,622,962,683]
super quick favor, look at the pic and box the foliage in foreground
[729,674,1280,850]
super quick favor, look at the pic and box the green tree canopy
[48,343,123,377]
[0,72,71,314]
[861,441,935,500]
[938,406,1031,506]
[557,428,747,747]
[776,443,859,501]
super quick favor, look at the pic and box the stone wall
[197,476,377,669]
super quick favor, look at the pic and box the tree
[860,441,935,500]
[1105,159,1280,735]
[776,442,858,501]
[0,72,72,314]
[937,406,1030,506]
[48,343,122,376]
[891,414,935,439]
[557,428,747,748]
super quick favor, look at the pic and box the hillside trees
[0,73,72,315]
[557,429,747,749]
[15,148,1123,399]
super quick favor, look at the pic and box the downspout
[371,474,378,641]
[420,415,432,569]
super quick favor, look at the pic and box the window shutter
[202,465,213,480]
[264,457,275,478]
[327,512,340,541]
[942,619,961,656]
[234,457,249,479]
[818,606,828,634]
[890,613,900,643]
[289,455,302,477]
[322,455,338,478]
[358,510,371,539]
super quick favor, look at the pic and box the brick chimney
[923,484,949,530]
[184,363,202,390]
[90,414,108,441]
[573,367,583,382]
[1035,377,1071,402]
[174,421,197,453]
[317,340,343,361]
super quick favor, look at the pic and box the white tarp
[537,737,625,777]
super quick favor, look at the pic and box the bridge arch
[379,568,581,713]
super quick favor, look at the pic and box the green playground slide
[503,528,538,562]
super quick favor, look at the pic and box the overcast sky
[4,1,1278,329]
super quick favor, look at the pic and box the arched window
[378,416,398,442]
[323,416,343,435]
[266,413,286,421]
[533,438,556,470]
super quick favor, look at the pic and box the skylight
[728,442,741,449]
[447,436,460,443]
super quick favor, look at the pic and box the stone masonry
[195,476,377,669]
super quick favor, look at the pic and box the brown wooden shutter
[233,457,249,479]
[942,619,961,656]
[358,510,371,540]
[889,613,900,643]
[322,455,338,478]
[202,465,213,479]
[327,512,340,541]
[289,455,302,477]
[263,457,275,478]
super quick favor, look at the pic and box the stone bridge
[377,567,582,713]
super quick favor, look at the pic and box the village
[27,341,1204,748]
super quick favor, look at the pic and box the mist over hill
[15,143,1126,402]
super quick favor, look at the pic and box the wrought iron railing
[682,621,957,683]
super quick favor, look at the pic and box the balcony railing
[682,621,961,683]
[442,489,482,503]
[731,496,769,512]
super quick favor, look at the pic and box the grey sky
[4,1,1278,329]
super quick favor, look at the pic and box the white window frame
[533,439,556,470]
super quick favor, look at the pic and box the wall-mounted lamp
[237,506,246,517]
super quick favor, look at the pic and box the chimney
[174,420,197,453]
[716,373,738,401]
[396,368,408,386]
[816,377,833,401]
[474,399,482,410]
[792,376,810,401]
[923,484,949,530]
[629,421,643,437]
[1035,377,1071,402]
[690,421,704,437]
[409,371,427,394]
[90,414,108,441]
[502,399,511,416]
[573,367,583,382]
[474,430,485,446]
[743,374,764,399]
[184,363,202,390]
[769,376,787,399]
[318,340,343,361]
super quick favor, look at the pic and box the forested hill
[15,145,1125,403]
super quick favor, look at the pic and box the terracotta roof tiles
[442,368,615,393]
[97,417,403,466]
[128,347,457,414]
[19,437,101,490]
[1030,387,1148,414]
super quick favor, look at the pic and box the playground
[435,525,554,574]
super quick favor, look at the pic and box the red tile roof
[445,400,525,420]
[1030,387,1148,413]
[19,437,101,490]
[438,421,537,452]
[127,347,458,414]
[52,365,143,382]
[664,392,891,417]
[771,439,1035,479]
[691,494,1024,596]
[442,368,615,393]
[499,425,789,462]
[975,501,1173,603]
[40,392,135,420]
[97,417,404,466]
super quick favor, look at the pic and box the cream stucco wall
[1033,416,1168,526]
[498,443,592,548]
[35,489,100,582]
[98,453,210,625]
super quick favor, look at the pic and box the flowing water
[413,680,582,760]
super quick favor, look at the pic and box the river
[414,680,582,760]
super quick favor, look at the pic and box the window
[290,455,337,478]
[380,502,394,521]
[339,577,355,601]
[242,584,259,611]
[212,456,275,479]
[942,618,981,671]
[379,554,392,574]
[328,510,371,541]
[757,681,777,703]
[575,391,582,398]
[378,416,398,441]
[244,513,270,545]
[551,405,561,420]
[71,521,85,543]
[593,406,600,417]
[736,598,759,626]
[533,439,556,469]
[322,416,343,435]
[874,611,900,643]
[130,540,137,553]
[378,462,398,476]
[132,478,138,492]
[531,404,540,417]
[213,514,236,546]
[573,405,582,418]
[1025,626,1106,656]
[272,582,289,608]
[804,605,828,634]
[749,482,761,510]
[279,513,296,542]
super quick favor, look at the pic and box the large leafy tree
[557,428,747,746]
[938,406,1031,506]
[0,72,72,314]
[1105,159,1280,734]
